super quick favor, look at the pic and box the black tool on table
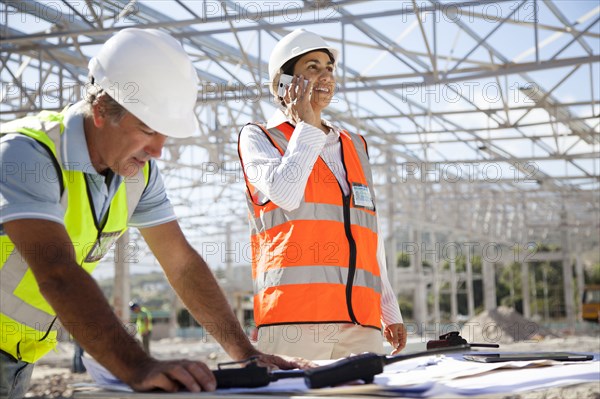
[213,345,470,390]
[212,357,304,389]
[303,344,470,388]
[426,331,500,350]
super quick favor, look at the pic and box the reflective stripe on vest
[239,122,382,329]
[0,109,148,363]
[254,265,382,294]
[249,203,378,236]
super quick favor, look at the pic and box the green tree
[397,252,411,268]
[530,261,565,319]
[498,262,523,313]
[177,308,200,328]
[586,263,600,284]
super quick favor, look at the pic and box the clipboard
[463,352,594,363]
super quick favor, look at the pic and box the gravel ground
[25,334,599,398]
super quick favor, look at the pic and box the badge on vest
[85,231,122,263]
[351,183,375,210]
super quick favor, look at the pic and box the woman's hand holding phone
[277,74,308,98]
[279,74,318,127]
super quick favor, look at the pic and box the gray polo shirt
[0,102,176,235]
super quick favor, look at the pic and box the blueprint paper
[81,356,133,393]
[80,352,599,397]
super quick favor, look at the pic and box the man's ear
[91,99,106,128]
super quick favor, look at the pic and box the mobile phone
[277,74,308,98]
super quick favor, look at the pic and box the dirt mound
[462,306,558,345]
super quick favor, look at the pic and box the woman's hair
[281,49,335,77]
[278,49,335,107]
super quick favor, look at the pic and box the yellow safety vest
[0,110,149,363]
[136,307,153,334]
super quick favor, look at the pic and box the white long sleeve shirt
[239,109,403,327]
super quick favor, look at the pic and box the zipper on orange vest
[342,195,359,325]
[338,139,360,325]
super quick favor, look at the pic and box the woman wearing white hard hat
[238,29,406,360]
[0,28,306,397]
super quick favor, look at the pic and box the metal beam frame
[1,0,598,277]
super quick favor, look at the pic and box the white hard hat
[88,28,199,138]
[268,29,340,97]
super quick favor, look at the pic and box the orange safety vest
[239,122,382,330]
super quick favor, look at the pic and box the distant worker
[238,29,407,360]
[72,339,86,374]
[130,302,153,354]
[0,28,305,399]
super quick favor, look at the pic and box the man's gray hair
[84,80,128,123]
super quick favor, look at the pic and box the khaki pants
[257,323,383,360]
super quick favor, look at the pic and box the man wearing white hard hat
[238,29,407,360]
[0,28,305,398]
